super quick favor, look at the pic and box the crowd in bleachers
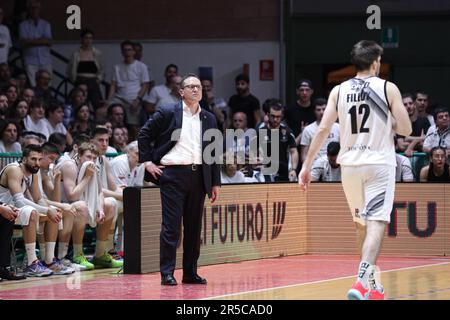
[0,0,449,282]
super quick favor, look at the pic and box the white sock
[45,242,56,264]
[95,240,107,258]
[73,244,83,257]
[38,241,46,261]
[357,260,372,288]
[58,242,69,259]
[368,265,382,291]
[25,243,38,266]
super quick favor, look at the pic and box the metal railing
[8,46,110,103]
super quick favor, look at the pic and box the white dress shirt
[160,102,203,165]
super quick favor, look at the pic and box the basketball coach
[138,74,221,286]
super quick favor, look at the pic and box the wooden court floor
[0,254,449,300]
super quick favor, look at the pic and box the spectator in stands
[200,77,226,131]
[111,127,127,153]
[258,100,298,182]
[23,98,50,139]
[225,111,259,171]
[0,120,22,153]
[48,132,67,153]
[9,99,28,130]
[221,160,246,184]
[44,100,72,144]
[5,84,18,106]
[0,94,8,113]
[67,28,104,109]
[423,107,450,163]
[122,126,129,146]
[419,146,450,182]
[285,79,316,147]
[0,63,11,91]
[311,141,341,182]
[14,72,28,96]
[92,127,124,261]
[21,87,34,106]
[33,69,53,105]
[143,63,178,116]
[414,90,434,126]
[300,98,340,163]
[157,75,182,108]
[19,132,41,148]
[395,152,414,182]
[0,144,60,277]
[68,104,95,138]
[133,41,154,86]
[63,88,84,127]
[107,40,149,137]
[0,7,12,64]
[19,0,53,87]
[396,93,430,155]
[228,73,261,129]
[94,103,108,124]
[110,141,144,187]
[0,203,27,281]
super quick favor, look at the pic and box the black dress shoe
[161,274,178,286]
[182,274,207,284]
[0,267,26,281]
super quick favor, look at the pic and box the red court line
[0,254,446,300]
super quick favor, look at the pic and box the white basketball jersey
[336,76,396,166]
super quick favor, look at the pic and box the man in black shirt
[285,79,316,147]
[258,101,298,182]
[228,74,261,129]
[396,93,430,154]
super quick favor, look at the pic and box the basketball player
[298,40,411,300]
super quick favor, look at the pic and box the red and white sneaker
[368,287,385,300]
[347,280,369,300]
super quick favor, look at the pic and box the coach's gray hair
[125,140,138,152]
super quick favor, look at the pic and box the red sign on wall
[259,60,274,81]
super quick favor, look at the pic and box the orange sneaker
[368,287,385,300]
[347,280,369,300]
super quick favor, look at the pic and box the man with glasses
[138,74,220,286]
[19,0,53,87]
[257,100,298,182]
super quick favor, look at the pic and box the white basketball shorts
[341,165,396,225]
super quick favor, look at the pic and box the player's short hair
[327,141,340,156]
[313,98,327,108]
[23,144,43,158]
[41,142,59,155]
[350,40,383,71]
[78,142,99,156]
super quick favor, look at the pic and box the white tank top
[336,76,395,166]
[0,162,31,205]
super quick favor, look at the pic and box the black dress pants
[0,215,14,268]
[159,166,206,276]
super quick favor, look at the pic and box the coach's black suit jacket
[138,102,221,196]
